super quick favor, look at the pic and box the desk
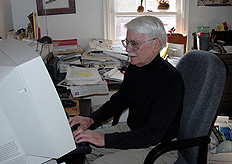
[207,152,232,164]
[216,54,232,117]
[55,71,121,106]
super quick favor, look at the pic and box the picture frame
[198,0,232,6]
[36,0,76,16]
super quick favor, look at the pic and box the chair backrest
[167,33,187,54]
[175,50,228,163]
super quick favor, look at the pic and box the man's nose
[126,44,133,52]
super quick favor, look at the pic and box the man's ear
[152,39,161,53]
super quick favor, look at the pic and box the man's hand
[73,127,105,147]
[68,115,94,129]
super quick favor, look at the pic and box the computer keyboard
[65,111,92,154]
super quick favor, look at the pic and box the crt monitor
[0,39,76,164]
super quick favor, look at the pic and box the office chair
[143,50,229,164]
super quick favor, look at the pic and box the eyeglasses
[121,38,157,51]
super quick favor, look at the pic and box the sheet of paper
[223,46,232,53]
[70,81,109,97]
[104,68,124,82]
[103,67,124,82]
[108,71,124,82]
[67,77,102,86]
[168,43,184,57]
[57,65,109,97]
[66,66,100,81]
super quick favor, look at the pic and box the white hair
[125,16,167,50]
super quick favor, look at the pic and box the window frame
[103,0,189,44]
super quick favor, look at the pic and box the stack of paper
[82,39,128,62]
[57,66,109,97]
[52,39,83,54]
[66,66,101,83]
[103,67,124,82]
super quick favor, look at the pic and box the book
[53,39,78,46]
[212,126,224,143]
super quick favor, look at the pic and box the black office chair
[144,50,229,164]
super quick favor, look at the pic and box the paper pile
[103,67,124,82]
[57,66,109,97]
[81,39,128,67]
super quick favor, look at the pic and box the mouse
[62,99,77,108]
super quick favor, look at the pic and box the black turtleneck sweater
[89,55,184,149]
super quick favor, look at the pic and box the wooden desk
[216,54,232,116]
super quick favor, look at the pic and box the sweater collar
[134,54,163,72]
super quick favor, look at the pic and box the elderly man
[69,16,184,164]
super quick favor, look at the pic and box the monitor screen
[0,39,75,164]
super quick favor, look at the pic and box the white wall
[9,0,232,50]
[0,0,13,39]
[187,1,232,50]
[10,0,104,48]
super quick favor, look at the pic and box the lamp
[39,36,53,44]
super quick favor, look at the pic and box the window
[103,0,187,45]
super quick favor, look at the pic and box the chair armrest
[143,136,210,164]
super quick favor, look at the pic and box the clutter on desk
[53,39,83,55]
[82,39,128,65]
[53,44,79,52]
[69,81,108,98]
[192,21,232,52]
[223,46,232,53]
[18,36,127,97]
[59,52,81,62]
[6,28,26,40]
[196,26,211,36]
[19,37,107,98]
[216,21,230,32]
[103,67,124,82]
[166,56,181,67]
[209,116,232,154]
[57,66,109,97]
[166,43,184,57]
[27,11,37,39]
[53,39,83,73]
[66,66,101,82]
[53,39,78,46]
[195,26,211,51]
[209,30,232,54]
[58,58,83,74]
[55,39,130,97]
[21,38,54,63]
[78,39,129,81]
[62,99,80,116]
[81,39,128,77]
[208,116,232,163]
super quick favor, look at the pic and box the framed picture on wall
[198,0,232,6]
[36,0,76,16]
